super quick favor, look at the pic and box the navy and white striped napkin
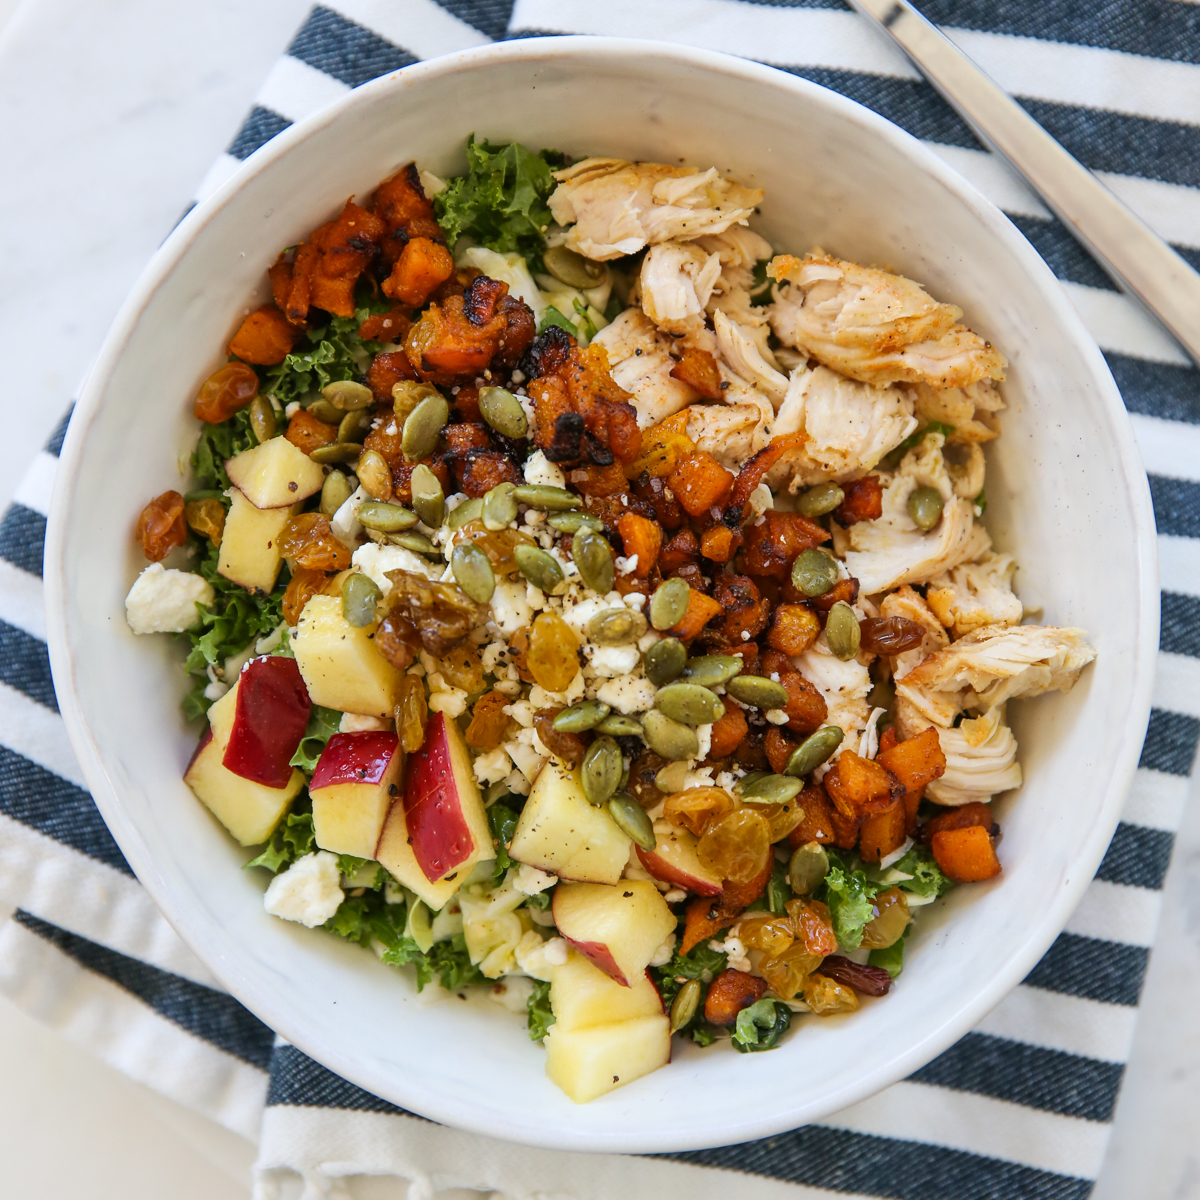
[1,2,1196,1197]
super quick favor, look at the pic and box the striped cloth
[1,2,1196,1196]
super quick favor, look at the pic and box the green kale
[690,1024,719,1047]
[868,927,909,979]
[538,306,577,335]
[434,136,564,262]
[820,851,884,950]
[487,803,520,878]
[974,489,987,515]
[527,980,556,1042]
[650,938,729,1008]
[191,408,257,492]
[380,936,434,991]
[337,855,386,887]
[428,933,487,992]
[732,998,791,1052]
[750,258,773,299]
[290,705,344,772]
[244,808,316,873]
[891,844,955,899]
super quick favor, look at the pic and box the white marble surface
[0,1,1197,1195]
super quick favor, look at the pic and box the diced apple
[185,688,304,846]
[544,1015,671,1103]
[310,731,403,859]
[636,821,723,897]
[293,594,404,716]
[508,762,630,885]
[217,489,297,594]
[220,656,311,787]
[550,951,663,1031]
[375,801,469,911]
[225,435,325,509]
[552,881,676,988]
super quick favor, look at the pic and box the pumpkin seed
[451,542,496,603]
[725,675,789,709]
[482,482,518,531]
[409,463,444,527]
[644,638,687,686]
[337,408,372,444]
[826,601,861,661]
[402,394,449,463]
[513,484,581,511]
[908,486,944,530]
[388,531,439,555]
[655,683,724,726]
[392,381,441,423]
[514,544,565,593]
[735,771,770,795]
[789,842,830,896]
[248,395,276,444]
[797,482,845,518]
[791,548,839,598]
[785,726,844,777]
[319,470,353,518]
[547,511,603,534]
[446,496,483,530]
[649,577,690,631]
[586,606,647,647]
[597,714,643,737]
[641,710,699,761]
[553,700,611,733]
[572,529,614,594]
[682,654,743,688]
[655,761,689,793]
[582,736,622,806]
[544,244,608,289]
[341,572,381,628]
[608,792,655,850]
[669,978,701,1033]
[356,449,392,500]
[478,386,528,440]
[739,773,805,804]
[357,501,418,533]
[323,380,374,411]
[308,399,343,425]
[309,442,361,465]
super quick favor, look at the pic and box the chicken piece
[946,442,986,500]
[683,381,774,470]
[768,253,1006,389]
[911,379,1005,445]
[768,365,917,489]
[902,624,1096,712]
[837,431,990,595]
[697,227,777,354]
[926,553,1023,638]
[549,159,763,260]
[795,638,874,745]
[714,310,789,407]
[592,309,698,428]
[639,242,722,335]
[880,585,949,681]
[896,704,1022,807]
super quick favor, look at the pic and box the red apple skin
[311,731,400,790]
[221,656,311,788]
[187,726,214,774]
[403,712,476,882]
[562,937,630,988]
[635,846,723,897]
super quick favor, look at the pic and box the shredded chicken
[713,310,789,406]
[946,442,986,500]
[795,637,874,742]
[591,309,696,428]
[638,242,722,335]
[880,585,949,681]
[910,379,1005,444]
[684,380,774,468]
[549,159,763,260]
[926,553,1023,638]
[767,252,1006,388]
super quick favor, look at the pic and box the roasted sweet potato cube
[922,801,995,841]
[728,433,808,516]
[721,856,773,911]
[805,576,860,613]
[780,672,828,735]
[228,305,301,366]
[669,346,724,399]
[383,236,455,306]
[764,727,798,774]
[931,825,1002,882]
[767,604,821,656]
[268,257,293,310]
[859,798,907,862]
[833,475,883,526]
[671,588,724,641]
[824,751,901,818]
[660,527,700,575]
[285,409,338,455]
[668,451,735,516]
[878,726,947,795]
[366,350,418,401]
[788,786,838,846]
[741,511,829,577]
[708,699,749,760]
[359,307,412,343]
[681,894,734,954]
[830,807,861,850]
[700,524,738,563]
[704,968,768,1026]
[626,411,695,479]
[617,513,663,576]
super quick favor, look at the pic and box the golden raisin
[527,611,580,693]
[534,708,586,767]
[860,888,911,950]
[696,808,772,885]
[803,973,860,1015]
[184,497,225,547]
[383,569,483,657]
[395,673,429,753]
[786,898,839,957]
[758,800,807,843]
[737,913,795,958]
[282,566,326,626]
[759,944,823,1001]
[438,644,485,693]
[135,491,187,562]
[465,689,511,752]
[278,513,353,571]
[193,361,259,424]
[662,787,737,837]
[457,519,534,575]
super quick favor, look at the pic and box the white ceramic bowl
[45,37,1157,1152]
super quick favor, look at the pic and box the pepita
[553,700,611,733]
[791,548,839,598]
[785,726,844,777]
[641,710,699,761]
[607,792,655,850]
[725,675,789,710]
[654,683,725,726]
[513,484,581,511]
[323,380,374,411]
[356,449,392,500]
[797,482,845,518]
[357,501,418,533]
[682,654,743,688]
[341,572,381,628]
[451,542,496,603]
[337,408,372,444]
[248,394,276,444]
[669,978,702,1033]
[482,482,519,531]
[581,736,623,806]
[402,394,449,463]
[309,442,362,466]
[586,607,647,647]
[908,486,944,531]
[409,463,444,527]
[544,244,608,289]
[655,762,689,793]
[789,842,830,896]
[649,576,691,631]
[308,399,343,425]
[739,773,805,804]
[572,529,614,594]
[319,470,352,518]
[826,601,862,661]
[596,714,643,737]
[388,531,439,555]
[643,637,687,686]
[478,386,529,440]
[547,511,603,534]
[514,544,565,593]
[445,496,483,531]
[392,381,441,423]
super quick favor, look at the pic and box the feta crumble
[523,449,567,489]
[597,674,658,714]
[352,542,441,595]
[339,712,390,732]
[709,934,751,973]
[124,563,214,634]
[490,580,534,634]
[264,852,344,928]
[514,931,569,981]
[513,863,557,896]
[472,746,513,786]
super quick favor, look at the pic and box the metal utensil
[848,0,1200,367]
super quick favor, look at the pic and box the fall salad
[126,138,1097,1103]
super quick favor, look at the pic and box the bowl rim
[44,34,1160,1152]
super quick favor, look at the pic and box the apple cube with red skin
[375,712,491,910]
[310,731,403,860]
[544,1015,670,1103]
[636,820,723,897]
[550,952,664,1031]
[552,880,676,988]
[220,656,311,787]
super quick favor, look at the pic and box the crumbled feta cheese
[494,678,521,696]
[473,747,513,786]
[339,712,390,732]
[124,563,215,634]
[331,485,368,548]
[615,554,638,575]
[664,888,687,904]
[504,768,531,796]
[648,932,677,967]
[513,864,557,896]
[426,673,469,718]
[589,643,641,678]
[488,976,536,1013]
[504,699,537,728]
[352,542,441,595]
[765,708,790,725]
[597,674,658,714]
[480,641,508,673]
[264,852,344,928]
[523,450,566,489]
[529,674,584,708]
[284,401,301,419]
[709,934,751,973]
[506,735,547,785]
[623,592,647,611]
[490,580,533,634]
[514,930,560,981]
[694,723,713,761]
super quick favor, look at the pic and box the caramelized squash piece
[931,824,1002,882]
[228,306,300,365]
